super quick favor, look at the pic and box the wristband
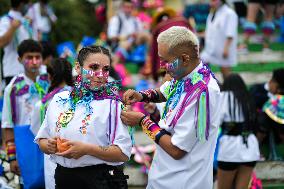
[139,89,160,103]
[140,116,170,144]
[6,142,16,162]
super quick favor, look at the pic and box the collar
[181,61,203,81]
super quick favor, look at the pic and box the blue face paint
[165,58,186,79]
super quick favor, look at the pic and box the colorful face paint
[81,67,109,79]
[23,58,41,66]
[161,58,186,79]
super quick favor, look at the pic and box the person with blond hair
[121,26,221,189]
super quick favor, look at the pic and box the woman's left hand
[56,141,89,159]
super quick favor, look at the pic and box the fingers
[123,89,136,105]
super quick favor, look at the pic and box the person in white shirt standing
[201,0,238,79]
[26,0,57,42]
[217,74,260,189]
[36,46,131,189]
[1,39,49,177]
[107,0,142,51]
[121,26,221,189]
[0,0,35,85]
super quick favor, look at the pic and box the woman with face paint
[36,46,131,189]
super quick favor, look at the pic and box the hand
[223,47,229,59]
[10,160,21,175]
[10,19,21,30]
[121,110,145,126]
[123,89,143,105]
[56,141,89,159]
[47,137,57,154]
[144,103,157,114]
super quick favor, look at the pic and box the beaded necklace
[56,75,122,137]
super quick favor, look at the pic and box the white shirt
[35,91,132,168]
[217,92,260,162]
[0,10,34,77]
[201,4,238,67]
[26,2,57,34]
[107,12,142,39]
[31,86,71,189]
[147,63,221,189]
[1,74,45,128]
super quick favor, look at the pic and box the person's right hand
[10,19,21,30]
[123,89,143,105]
[10,160,21,175]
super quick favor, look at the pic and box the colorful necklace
[56,75,122,135]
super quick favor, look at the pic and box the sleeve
[224,11,238,38]
[0,17,10,36]
[107,16,119,39]
[34,99,54,142]
[159,81,171,99]
[112,101,132,159]
[30,101,41,136]
[1,83,14,129]
[171,98,198,153]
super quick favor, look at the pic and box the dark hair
[272,68,284,94]
[47,58,73,92]
[17,39,42,58]
[11,0,28,8]
[222,74,255,130]
[77,45,111,66]
[40,41,56,60]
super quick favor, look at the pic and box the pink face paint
[23,58,41,66]
[82,68,109,79]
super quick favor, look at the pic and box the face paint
[81,67,109,90]
[161,58,185,79]
[81,68,109,79]
[23,58,41,73]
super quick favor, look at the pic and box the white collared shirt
[35,91,132,168]
[201,4,238,67]
[26,2,57,34]
[1,74,44,128]
[0,10,35,77]
[147,63,221,189]
[107,12,143,39]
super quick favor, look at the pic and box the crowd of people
[0,0,283,189]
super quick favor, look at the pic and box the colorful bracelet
[6,142,16,162]
[139,89,160,103]
[139,116,170,144]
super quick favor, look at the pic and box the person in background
[239,0,278,53]
[0,0,35,85]
[1,39,48,177]
[201,0,238,79]
[256,68,284,160]
[217,74,259,189]
[31,58,73,189]
[26,0,57,42]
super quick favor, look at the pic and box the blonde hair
[157,26,199,55]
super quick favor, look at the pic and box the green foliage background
[0,0,104,45]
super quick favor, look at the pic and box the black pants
[55,164,128,189]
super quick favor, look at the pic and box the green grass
[248,43,284,52]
